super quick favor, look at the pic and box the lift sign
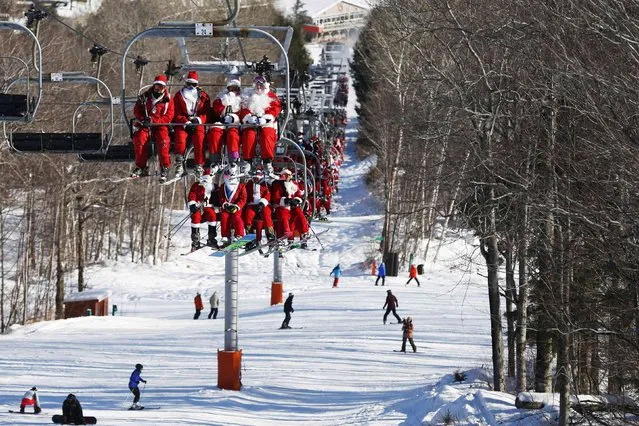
[195,23,213,36]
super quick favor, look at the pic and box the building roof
[276,0,372,18]
[63,289,111,303]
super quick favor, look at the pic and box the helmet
[387,289,391,293]
[136,363,143,370]
[31,386,37,391]
[406,316,412,322]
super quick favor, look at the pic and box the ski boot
[174,155,185,178]
[158,167,170,183]
[191,227,201,251]
[131,166,149,178]
[206,225,218,248]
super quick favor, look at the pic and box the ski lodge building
[302,0,370,43]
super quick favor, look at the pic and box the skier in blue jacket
[330,264,343,287]
[375,262,386,286]
[128,363,147,410]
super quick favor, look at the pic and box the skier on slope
[383,289,402,324]
[400,317,417,353]
[131,74,175,183]
[239,75,282,177]
[194,292,204,319]
[172,70,211,179]
[128,363,147,410]
[330,264,342,288]
[187,171,218,251]
[375,262,386,286]
[208,291,220,319]
[280,293,294,329]
[19,386,41,414]
[62,393,85,424]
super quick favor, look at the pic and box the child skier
[128,363,147,410]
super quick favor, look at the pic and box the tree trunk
[55,198,66,319]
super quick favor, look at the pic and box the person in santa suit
[207,77,243,174]
[187,171,218,251]
[131,74,175,183]
[239,75,282,176]
[218,170,247,245]
[242,169,276,250]
[269,169,309,246]
[172,70,211,179]
[318,165,333,217]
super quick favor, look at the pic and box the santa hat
[185,70,199,84]
[152,74,168,86]
[227,78,241,88]
[280,168,292,176]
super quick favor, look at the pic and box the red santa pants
[207,126,240,161]
[174,126,206,165]
[133,127,171,168]
[190,207,216,225]
[241,127,277,161]
[243,204,274,238]
[289,206,309,236]
[219,211,245,239]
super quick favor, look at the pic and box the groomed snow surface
[0,123,563,425]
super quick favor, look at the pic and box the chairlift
[0,21,42,123]
[6,72,114,154]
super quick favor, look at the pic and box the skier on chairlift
[207,77,243,175]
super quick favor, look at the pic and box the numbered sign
[195,23,213,36]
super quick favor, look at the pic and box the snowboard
[8,410,40,414]
[52,414,97,424]
[393,350,417,353]
[128,406,161,410]
[210,234,256,257]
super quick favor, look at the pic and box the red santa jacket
[211,90,242,124]
[246,181,270,206]
[173,87,210,125]
[219,181,247,209]
[270,179,302,208]
[239,89,281,128]
[133,88,174,125]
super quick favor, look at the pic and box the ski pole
[164,213,190,240]
[309,226,325,250]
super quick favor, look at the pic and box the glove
[224,115,234,124]
[257,117,269,126]
[256,203,264,214]
[224,203,239,214]
[142,380,147,384]
[189,204,198,215]
[141,117,151,127]
[290,197,302,207]
[283,197,292,206]
[190,117,199,125]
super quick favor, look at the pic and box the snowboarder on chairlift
[243,169,276,250]
[187,171,218,251]
[218,170,247,246]
[131,74,175,183]
[128,364,147,410]
[172,70,211,179]
[19,386,41,414]
[239,75,282,177]
[208,77,244,174]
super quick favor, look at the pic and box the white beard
[246,91,271,116]
[220,91,241,112]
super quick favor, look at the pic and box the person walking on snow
[128,363,147,410]
[406,264,420,287]
[131,74,175,183]
[330,264,342,288]
[383,289,402,324]
[194,292,204,319]
[375,261,386,286]
[208,291,220,319]
[19,386,41,414]
[400,317,417,352]
[62,393,84,424]
[281,293,294,329]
